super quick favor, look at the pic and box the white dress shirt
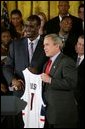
[27,35,40,63]
[77,55,84,65]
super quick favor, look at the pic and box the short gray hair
[44,34,64,50]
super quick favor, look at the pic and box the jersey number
[30,93,34,110]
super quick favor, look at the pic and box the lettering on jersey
[30,83,37,90]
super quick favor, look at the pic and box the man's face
[44,37,59,57]
[78,7,84,21]
[58,1,70,16]
[60,18,72,33]
[24,20,40,39]
[75,37,84,56]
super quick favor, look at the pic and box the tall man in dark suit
[41,34,78,128]
[74,35,84,128]
[45,1,83,37]
[3,15,48,95]
[58,16,78,59]
[2,15,48,128]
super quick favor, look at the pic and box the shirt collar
[78,55,84,60]
[59,33,68,42]
[50,52,61,64]
[78,54,84,64]
[59,13,69,21]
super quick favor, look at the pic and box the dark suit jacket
[74,55,84,106]
[60,32,78,59]
[73,55,84,128]
[77,59,84,105]
[2,36,48,96]
[45,14,83,36]
[44,53,78,125]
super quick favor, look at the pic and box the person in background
[1,28,13,128]
[41,34,78,128]
[74,35,84,128]
[9,9,24,39]
[45,1,83,37]
[37,12,47,36]
[1,28,12,65]
[58,16,78,59]
[78,4,84,32]
[1,16,6,30]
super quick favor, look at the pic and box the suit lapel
[78,58,84,67]
[50,53,64,76]
[32,37,44,60]
[21,38,29,65]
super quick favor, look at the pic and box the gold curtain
[7,1,17,15]
[17,1,32,20]
[1,1,84,21]
[69,1,80,17]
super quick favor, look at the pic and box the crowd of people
[1,1,84,128]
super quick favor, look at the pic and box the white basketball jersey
[21,68,45,128]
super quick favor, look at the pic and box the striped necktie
[76,57,81,67]
[30,42,34,63]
